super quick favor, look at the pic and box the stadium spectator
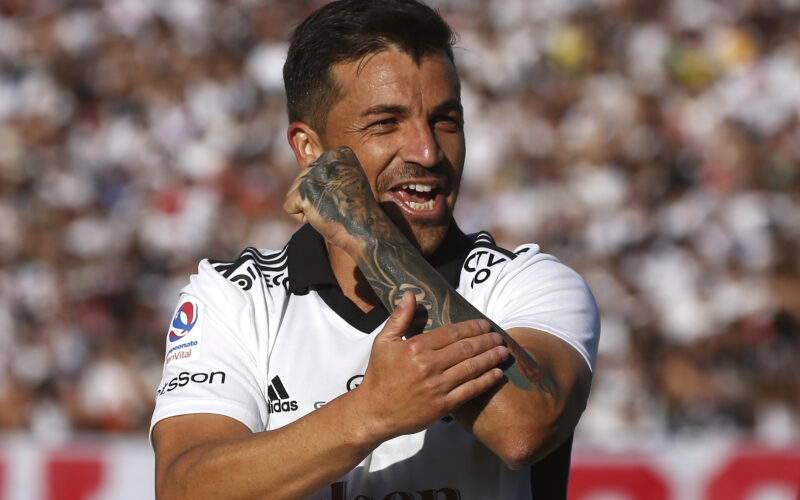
[0,0,797,449]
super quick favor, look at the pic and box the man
[151,0,600,498]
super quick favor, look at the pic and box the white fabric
[150,233,600,499]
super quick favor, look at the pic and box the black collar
[286,222,474,333]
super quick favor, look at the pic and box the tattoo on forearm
[298,147,555,394]
[296,148,384,244]
[358,233,555,395]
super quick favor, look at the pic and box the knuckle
[462,358,478,377]
[411,356,432,377]
[459,339,475,357]
[446,325,461,343]
[421,377,440,395]
[455,321,478,341]
[407,340,423,356]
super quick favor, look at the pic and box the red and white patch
[165,298,203,364]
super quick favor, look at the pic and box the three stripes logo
[267,375,298,414]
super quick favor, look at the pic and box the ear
[287,121,325,168]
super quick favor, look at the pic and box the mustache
[376,163,451,192]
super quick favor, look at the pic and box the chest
[265,292,383,430]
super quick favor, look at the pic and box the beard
[379,200,454,257]
[375,161,461,256]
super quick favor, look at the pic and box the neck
[326,242,382,313]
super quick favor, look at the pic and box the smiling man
[150,1,600,499]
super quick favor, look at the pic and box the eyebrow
[360,99,463,118]
[360,104,409,117]
[431,98,463,116]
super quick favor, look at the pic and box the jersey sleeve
[149,259,269,443]
[485,245,600,372]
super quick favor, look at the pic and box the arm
[355,226,590,467]
[285,147,593,468]
[153,390,377,499]
[153,252,508,498]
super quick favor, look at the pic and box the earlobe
[287,122,323,168]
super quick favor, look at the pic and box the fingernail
[491,332,503,344]
[478,319,490,331]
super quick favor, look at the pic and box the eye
[368,117,399,133]
[433,114,464,132]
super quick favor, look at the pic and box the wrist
[343,385,395,446]
[339,221,377,257]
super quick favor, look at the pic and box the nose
[401,120,442,168]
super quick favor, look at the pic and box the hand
[354,291,509,440]
[283,147,386,253]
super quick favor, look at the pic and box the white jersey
[151,224,600,499]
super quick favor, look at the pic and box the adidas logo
[267,375,298,414]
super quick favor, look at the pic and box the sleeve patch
[166,298,203,364]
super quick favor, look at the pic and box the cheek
[353,138,397,175]
[439,134,466,188]
[355,147,394,195]
[438,132,465,165]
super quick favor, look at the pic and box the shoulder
[461,230,587,287]
[459,230,600,370]
[179,245,291,330]
[207,245,291,294]
[459,231,555,289]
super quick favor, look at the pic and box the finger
[440,344,508,391]
[287,211,308,224]
[283,177,305,216]
[376,291,416,342]
[433,332,504,370]
[444,367,505,410]
[282,193,308,223]
[417,319,491,351]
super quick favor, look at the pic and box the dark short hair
[283,0,457,133]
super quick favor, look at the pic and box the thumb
[378,291,416,341]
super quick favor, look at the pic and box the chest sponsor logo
[157,370,226,395]
[329,481,461,500]
[267,375,298,413]
[166,299,202,364]
[464,250,507,288]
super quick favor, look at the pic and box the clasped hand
[284,146,382,254]
[283,148,509,439]
[355,291,508,440]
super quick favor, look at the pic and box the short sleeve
[487,246,600,371]
[149,260,268,444]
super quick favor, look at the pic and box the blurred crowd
[0,0,798,446]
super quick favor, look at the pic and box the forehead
[328,48,460,114]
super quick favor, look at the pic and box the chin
[408,225,449,257]
[379,201,451,256]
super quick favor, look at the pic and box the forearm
[157,390,380,499]
[285,146,573,467]
[351,220,555,394]
[351,226,584,467]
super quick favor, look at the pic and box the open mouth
[387,182,443,216]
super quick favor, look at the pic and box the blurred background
[0,0,798,498]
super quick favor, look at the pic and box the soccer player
[151,0,600,498]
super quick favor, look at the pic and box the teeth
[400,183,433,193]
[406,200,435,211]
